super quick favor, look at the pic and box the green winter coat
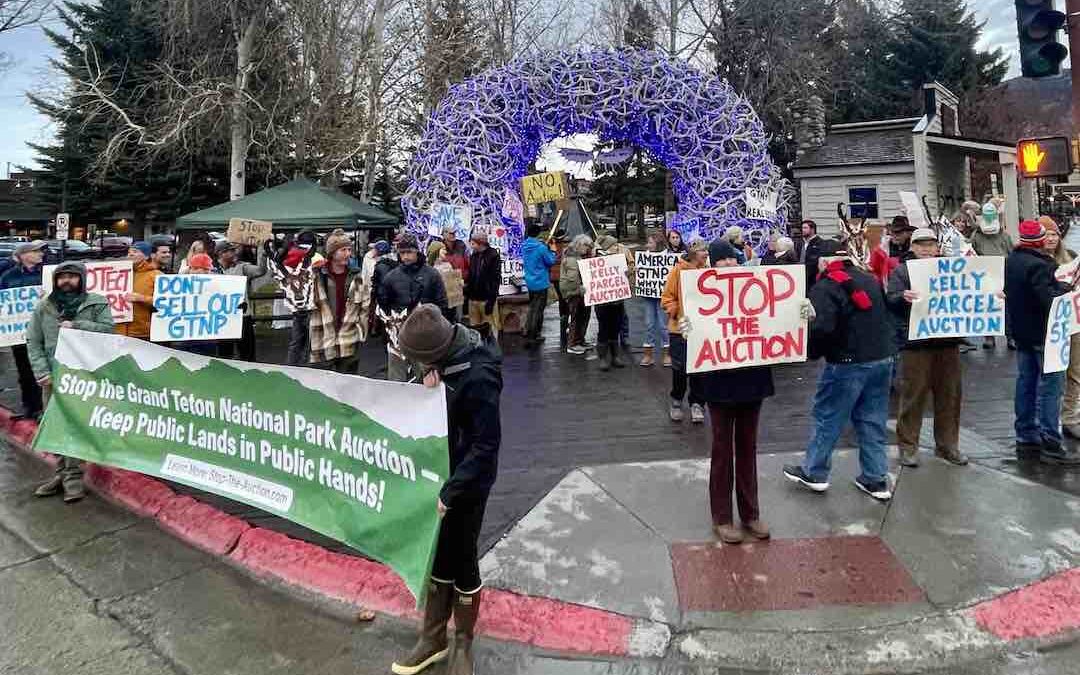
[26,292,115,380]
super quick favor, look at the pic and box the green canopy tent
[175,178,398,231]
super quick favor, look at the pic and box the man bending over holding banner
[26,261,115,502]
[392,304,502,675]
[886,228,969,468]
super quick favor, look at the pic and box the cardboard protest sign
[681,265,807,373]
[906,256,1005,341]
[499,256,524,296]
[0,285,44,347]
[634,251,681,299]
[34,329,449,606]
[898,191,929,228]
[150,274,248,342]
[429,202,472,240]
[227,218,274,247]
[1044,290,1080,373]
[437,265,465,307]
[521,171,569,204]
[580,254,632,306]
[745,187,779,221]
[43,260,134,324]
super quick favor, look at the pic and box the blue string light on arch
[402,50,792,257]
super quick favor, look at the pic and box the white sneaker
[690,404,705,424]
[566,345,587,355]
[669,400,684,422]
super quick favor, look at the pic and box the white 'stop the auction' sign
[681,265,807,373]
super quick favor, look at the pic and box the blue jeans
[802,358,893,484]
[641,298,670,348]
[1014,349,1065,446]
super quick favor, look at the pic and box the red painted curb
[973,568,1080,640]
[10,419,37,447]
[85,465,177,518]
[228,527,636,655]
[156,496,251,556]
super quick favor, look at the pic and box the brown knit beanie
[398,304,456,365]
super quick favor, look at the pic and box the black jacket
[439,333,503,508]
[1005,247,1070,350]
[465,246,501,304]
[884,254,964,351]
[697,366,774,405]
[377,258,448,315]
[372,257,398,298]
[802,236,827,291]
[808,261,896,364]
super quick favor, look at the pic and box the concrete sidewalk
[481,434,1080,673]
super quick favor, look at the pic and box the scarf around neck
[821,260,872,311]
[51,289,86,320]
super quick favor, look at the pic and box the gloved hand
[484,299,495,315]
[678,315,691,337]
[800,299,816,321]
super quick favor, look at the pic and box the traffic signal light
[1017,137,1072,178]
[1016,1,1068,78]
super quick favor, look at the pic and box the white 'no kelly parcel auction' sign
[681,265,807,373]
[906,256,1005,341]
[580,254,632,306]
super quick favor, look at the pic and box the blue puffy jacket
[522,237,556,291]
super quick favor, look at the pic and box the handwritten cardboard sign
[499,256,524,296]
[634,251,681,299]
[43,260,133,324]
[898,191,928,228]
[580,254,632,307]
[681,265,807,373]
[521,171,569,205]
[1044,290,1080,373]
[150,274,247,342]
[745,187,779,221]
[227,218,274,246]
[429,202,472,240]
[906,256,1005,340]
[0,285,44,347]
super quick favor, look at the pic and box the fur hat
[325,235,351,259]
[398,304,456,365]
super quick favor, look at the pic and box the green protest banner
[33,329,449,605]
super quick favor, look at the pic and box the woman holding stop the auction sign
[690,239,774,544]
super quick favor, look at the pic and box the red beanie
[1018,220,1046,248]
[189,253,214,271]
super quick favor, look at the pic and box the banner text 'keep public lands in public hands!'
[33,330,449,605]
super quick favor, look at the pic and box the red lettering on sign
[695,268,796,319]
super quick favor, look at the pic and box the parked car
[43,239,101,262]
[99,236,133,258]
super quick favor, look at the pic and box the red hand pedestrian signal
[1016,137,1071,179]
[1020,142,1046,175]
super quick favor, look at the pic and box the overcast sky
[0,2,1034,175]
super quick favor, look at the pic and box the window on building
[848,186,879,219]
[941,105,957,137]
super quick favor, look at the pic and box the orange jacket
[660,257,703,335]
[115,261,159,339]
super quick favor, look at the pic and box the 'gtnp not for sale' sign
[681,265,807,373]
